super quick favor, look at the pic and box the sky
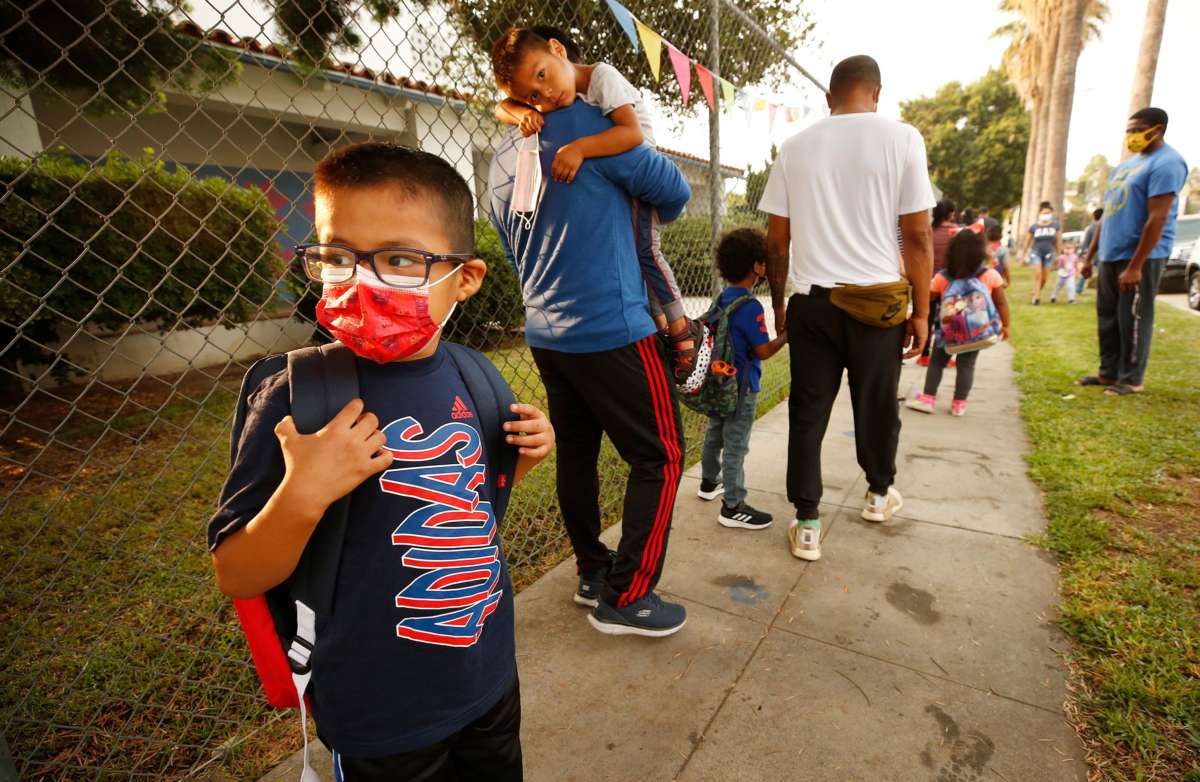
[664,0,1199,178]
[188,0,1197,182]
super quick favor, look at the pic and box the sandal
[669,320,711,391]
[1103,384,1143,396]
[1075,375,1115,387]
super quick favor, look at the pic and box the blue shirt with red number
[208,346,516,756]
[719,286,770,394]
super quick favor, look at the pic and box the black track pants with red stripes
[531,335,684,607]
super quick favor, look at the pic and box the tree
[0,0,235,117]
[1072,153,1112,209]
[1123,0,1169,160]
[899,69,1030,215]
[1040,0,1088,215]
[271,0,814,110]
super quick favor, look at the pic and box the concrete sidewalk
[265,343,1088,782]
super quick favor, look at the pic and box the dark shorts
[1030,247,1055,268]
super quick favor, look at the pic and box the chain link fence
[0,0,819,776]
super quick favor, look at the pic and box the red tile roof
[659,146,744,178]
[173,21,469,102]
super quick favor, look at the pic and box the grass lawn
[0,339,789,778]
[1007,269,1200,781]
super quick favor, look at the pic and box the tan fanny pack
[828,280,911,328]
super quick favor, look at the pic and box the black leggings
[922,345,979,401]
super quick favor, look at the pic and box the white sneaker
[862,487,903,522]
[788,519,821,560]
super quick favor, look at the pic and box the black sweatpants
[532,334,684,608]
[332,675,522,781]
[786,288,906,519]
[1096,258,1164,387]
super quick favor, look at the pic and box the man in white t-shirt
[758,55,935,562]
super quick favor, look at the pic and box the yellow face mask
[1125,125,1162,154]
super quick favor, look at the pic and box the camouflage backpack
[680,293,755,418]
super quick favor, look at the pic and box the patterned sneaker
[673,319,713,392]
[589,591,687,637]
[905,393,936,414]
[574,550,616,608]
[862,487,904,523]
[697,479,724,501]
[718,501,773,530]
[950,399,967,417]
[916,354,930,367]
[788,518,821,561]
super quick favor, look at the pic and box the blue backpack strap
[285,342,359,618]
[443,342,519,523]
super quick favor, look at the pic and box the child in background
[697,228,787,530]
[1051,241,1079,303]
[209,144,554,780]
[987,222,1010,286]
[906,230,1010,417]
[490,26,702,387]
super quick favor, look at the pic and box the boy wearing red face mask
[208,144,552,780]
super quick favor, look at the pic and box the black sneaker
[718,501,773,530]
[574,550,616,608]
[697,479,724,501]
[588,592,687,637]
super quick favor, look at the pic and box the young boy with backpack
[691,228,787,529]
[906,229,1010,417]
[208,144,553,781]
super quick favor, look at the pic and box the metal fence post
[708,0,723,268]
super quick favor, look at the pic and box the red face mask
[316,266,458,363]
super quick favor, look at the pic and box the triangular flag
[634,20,662,81]
[667,45,691,104]
[753,98,766,111]
[769,103,778,133]
[803,105,811,118]
[604,0,639,52]
[720,78,736,112]
[787,107,800,122]
[694,63,715,110]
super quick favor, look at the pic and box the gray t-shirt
[582,63,655,146]
[1028,221,1060,254]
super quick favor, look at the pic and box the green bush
[444,220,525,349]
[661,212,767,297]
[0,152,283,370]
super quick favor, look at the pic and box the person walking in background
[906,230,1010,417]
[760,54,934,562]
[919,198,959,367]
[1020,201,1062,305]
[1079,107,1189,397]
[1050,241,1079,304]
[979,206,1000,237]
[987,222,1011,286]
[1077,207,1103,297]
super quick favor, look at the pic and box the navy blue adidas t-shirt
[208,346,516,757]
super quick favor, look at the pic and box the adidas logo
[450,395,473,419]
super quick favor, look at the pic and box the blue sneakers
[588,592,687,637]
[574,550,616,608]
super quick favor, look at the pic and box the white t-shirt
[582,63,656,146]
[758,113,935,290]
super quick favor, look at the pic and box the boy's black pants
[786,288,905,519]
[332,676,522,781]
[532,334,684,607]
[1095,257,1163,387]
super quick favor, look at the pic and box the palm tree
[995,0,1041,227]
[1123,0,1169,160]
[1040,0,1108,214]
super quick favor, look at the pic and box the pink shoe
[951,400,967,417]
[905,393,936,414]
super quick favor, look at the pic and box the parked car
[1186,238,1200,311]
[1162,213,1200,293]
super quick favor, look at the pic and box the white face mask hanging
[512,132,544,229]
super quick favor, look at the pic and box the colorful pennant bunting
[605,0,640,52]
[768,103,778,133]
[634,20,662,81]
[719,78,736,112]
[695,63,715,110]
[667,45,691,104]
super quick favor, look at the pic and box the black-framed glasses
[294,243,473,288]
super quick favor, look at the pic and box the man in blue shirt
[1081,107,1189,394]
[488,100,693,637]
